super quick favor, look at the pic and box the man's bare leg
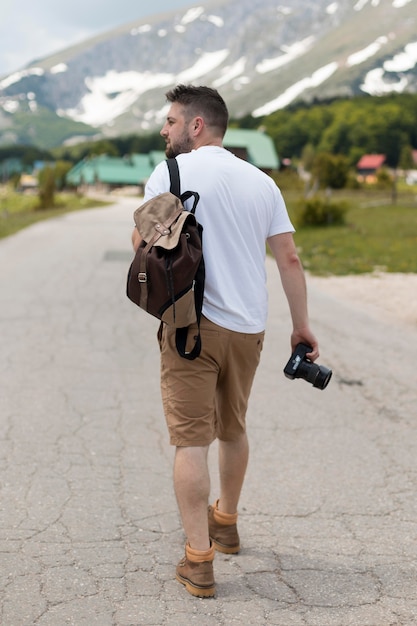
[217,432,249,513]
[174,445,211,550]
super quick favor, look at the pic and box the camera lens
[298,361,332,390]
[311,365,332,390]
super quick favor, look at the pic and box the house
[66,129,280,192]
[356,154,386,183]
[18,174,38,192]
[66,154,155,192]
[223,128,280,173]
[0,157,24,182]
[148,151,166,168]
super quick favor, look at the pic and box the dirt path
[308,272,417,328]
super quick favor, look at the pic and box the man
[132,84,319,597]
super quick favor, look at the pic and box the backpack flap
[134,192,184,249]
[134,190,200,251]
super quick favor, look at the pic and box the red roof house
[356,154,386,182]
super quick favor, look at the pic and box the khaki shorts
[158,316,264,447]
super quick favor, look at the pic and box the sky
[0,0,194,76]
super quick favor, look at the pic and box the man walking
[132,84,319,597]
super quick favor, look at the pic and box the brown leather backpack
[126,158,205,359]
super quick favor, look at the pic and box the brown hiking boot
[176,543,216,598]
[208,500,240,554]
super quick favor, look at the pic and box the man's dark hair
[165,84,229,136]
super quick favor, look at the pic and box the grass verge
[1,186,417,276]
[0,190,110,240]
[285,189,417,275]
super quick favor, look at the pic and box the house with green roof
[66,154,154,191]
[224,128,279,172]
[148,151,166,168]
[66,129,279,192]
[0,157,25,181]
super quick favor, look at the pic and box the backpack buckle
[138,272,147,282]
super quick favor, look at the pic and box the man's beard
[165,144,177,159]
[165,132,194,158]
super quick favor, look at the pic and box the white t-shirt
[144,146,294,333]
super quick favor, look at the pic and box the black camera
[284,343,332,390]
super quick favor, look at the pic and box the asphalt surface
[1,196,417,626]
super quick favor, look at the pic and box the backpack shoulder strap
[164,158,204,361]
[166,158,180,198]
[166,158,200,213]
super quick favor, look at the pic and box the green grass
[1,186,417,276]
[284,189,417,275]
[0,189,110,240]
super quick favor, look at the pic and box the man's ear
[193,116,204,133]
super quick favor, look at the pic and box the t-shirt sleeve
[143,161,170,201]
[267,184,295,237]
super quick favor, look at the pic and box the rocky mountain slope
[0,0,416,148]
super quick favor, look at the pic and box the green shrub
[295,196,348,227]
[271,167,304,192]
[375,167,393,189]
[311,153,349,189]
[37,166,55,209]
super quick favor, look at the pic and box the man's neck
[193,138,223,150]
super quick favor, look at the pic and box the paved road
[1,197,416,625]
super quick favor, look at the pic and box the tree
[301,143,316,172]
[311,153,349,189]
[261,94,417,167]
[399,144,414,171]
[54,161,73,190]
[37,166,55,209]
[89,140,119,157]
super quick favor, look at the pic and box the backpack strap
[165,158,203,360]
[167,158,199,213]
[167,157,180,197]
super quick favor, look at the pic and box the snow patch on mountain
[347,37,389,66]
[361,40,417,94]
[176,49,229,83]
[131,25,152,36]
[256,37,315,74]
[361,68,409,94]
[384,41,417,71]
[326,3,339,14]
[181,7,205,24]
[61,49,230,126]
[213,57,247,87]
[253,62,338,116]
[0,67,44,89]
[61,71,174,126]
[51,63,68,74]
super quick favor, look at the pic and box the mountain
[1,0,416,149]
